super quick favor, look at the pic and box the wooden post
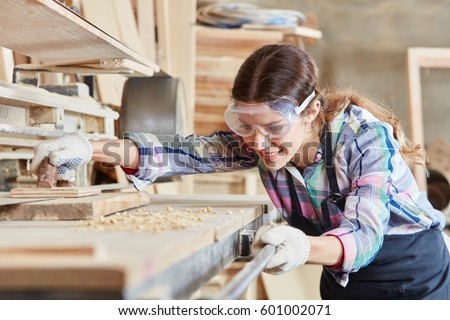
[0,47,14,82]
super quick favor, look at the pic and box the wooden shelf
[0,0,159,75]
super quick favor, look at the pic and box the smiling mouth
[259,150,282,162]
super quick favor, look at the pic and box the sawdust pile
[81,206,215,233]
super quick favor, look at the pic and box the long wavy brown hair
[231,44,425,166]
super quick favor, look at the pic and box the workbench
[0,193,274,299]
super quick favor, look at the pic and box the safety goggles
[224,91,316,138]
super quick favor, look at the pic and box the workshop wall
[242,0,450,147]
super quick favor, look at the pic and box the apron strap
[320,124,346,231]
[286,173,322,236]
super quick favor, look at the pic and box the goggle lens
[224,96,302,138]
[233,115,291,137]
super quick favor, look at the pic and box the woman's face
[239,101,320,171]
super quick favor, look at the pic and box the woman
[32,44,449,299]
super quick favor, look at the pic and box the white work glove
[31,132,93,182]
[252,223,310,275]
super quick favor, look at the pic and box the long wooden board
[10,187,101,198]
[0,191,151,220]
[0,0,158,71]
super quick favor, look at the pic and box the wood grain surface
[0,0,158,70]
[10,187,102,198]
[0,191,151,220]
[0,195,269,297]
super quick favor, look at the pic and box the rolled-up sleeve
[123,131,258,189]
[324,123,397,285]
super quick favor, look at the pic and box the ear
[304,101,321,123]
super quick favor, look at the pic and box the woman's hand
[252,223,311,274]
[31,132,92,182]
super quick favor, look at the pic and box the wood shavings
[80,206,215,233]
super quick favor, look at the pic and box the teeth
[263,152,278,156]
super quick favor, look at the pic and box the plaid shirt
[124,105,445,286]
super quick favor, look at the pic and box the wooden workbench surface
[0,194,272,299]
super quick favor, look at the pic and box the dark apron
[320,229,450,299]
[287,125,450,299]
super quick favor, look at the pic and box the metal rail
[208,244,276,300]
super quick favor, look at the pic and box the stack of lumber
[194,26,285,135]
[194,16,321,136]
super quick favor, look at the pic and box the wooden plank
[156,0,196,131]
[80,0,126,106]
[155,0,171,73]
[0,191,151,220]
[113,0,144,55]
[241,24,323,40]
[137,0,156,62]
[0,47,14,82]
[0,129,116,149]
[0,81,119,120]
[406,48,425,151]
[0,267,124,293]
[150,194,272,213]
[0,246,94,257]
[0,0,158,71]
[153,0,197,195]
[10,187,102,198]
[80,0,121,40]
[196,25,284,58]
[14,59,155,76]
[0,105,28,127]
[410,47,450,68]
[0,148,34,160]
[0,195,50,206]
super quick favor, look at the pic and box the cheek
[279,127,304,153]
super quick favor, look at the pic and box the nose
[249,128,270,151]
